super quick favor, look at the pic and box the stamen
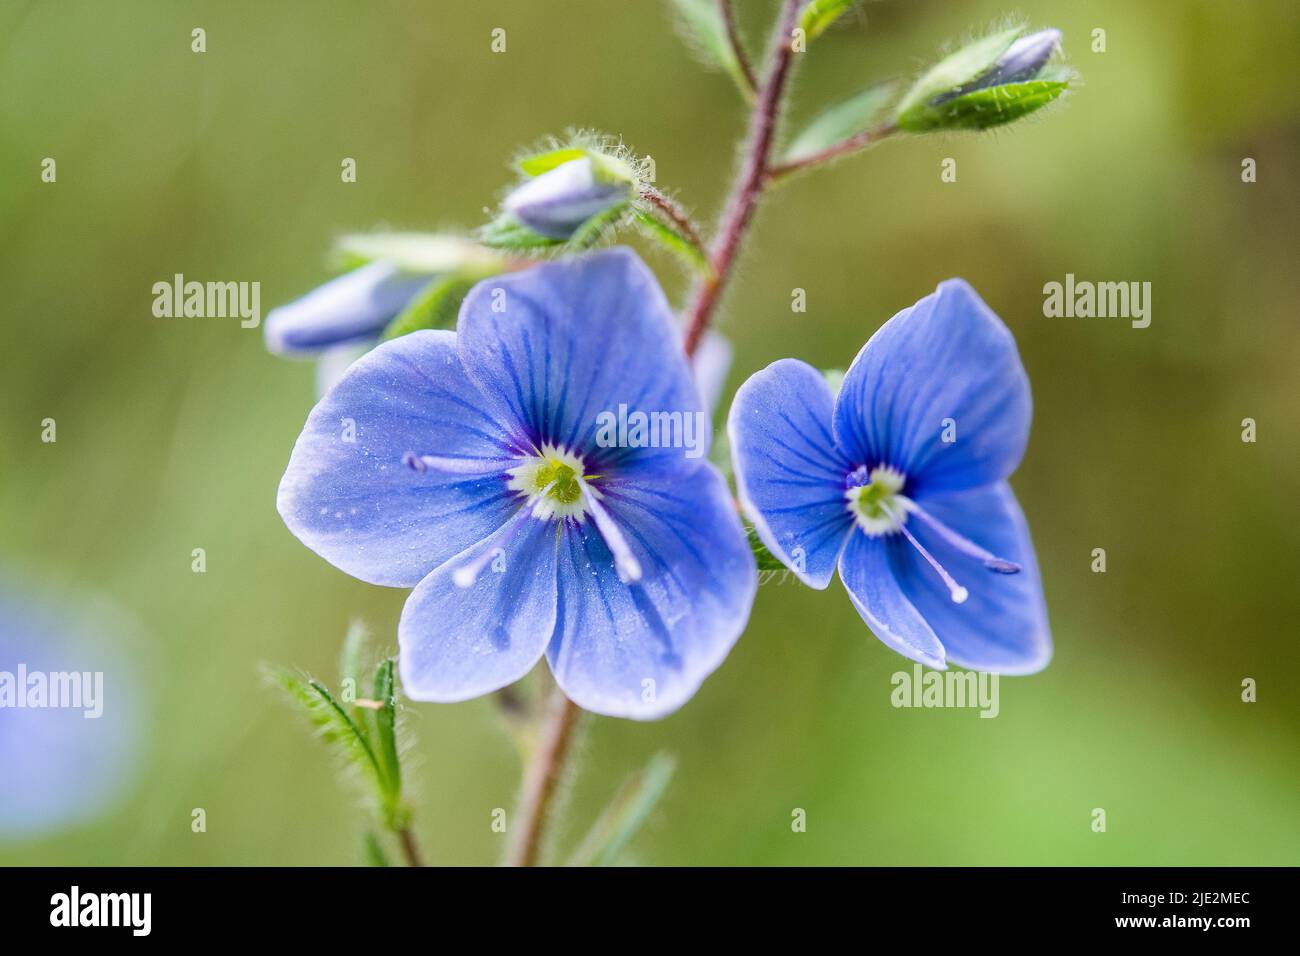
[451,509,529,588]
[907,501,1022,574]
[403,452,506,476]
[880,502,968,604]
[581,486,643,584]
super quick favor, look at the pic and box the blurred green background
[2,0,1297,865]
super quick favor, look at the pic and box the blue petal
[504,158,629,240]
[833,279,1031,496]
[456,249,706,469]
[264,262,430,356]
[729,359,854,588]
[398,512,558,701]
[277,330,520,587]
[891,482,1051,673]
[838,531,947,669]
[546,458,756,719]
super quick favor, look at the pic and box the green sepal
[895,28,1021,119]
[746,525,788,572]
[479,213,564,250]
[380,275,477,341]
[518,147,589,176]
[898,78,1068,132]
[333,232,502,275]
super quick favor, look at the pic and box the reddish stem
[683,0,804,358]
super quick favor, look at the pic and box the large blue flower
[277,249,756,719]
[728,279,1050,672]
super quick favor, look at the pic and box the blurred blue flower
[503,157,631,240]
[264,261,431,357]
[728,279,1051,673]
[277,249,756,719]
[0,583,141,841]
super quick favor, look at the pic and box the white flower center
[845,465,914,537]
[506,444,593,522]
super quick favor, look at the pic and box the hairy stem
[641,188,712,268]
[505,685,583,867]
[766,121,899,181]
[683,0,804,358]
[718,0,757,95]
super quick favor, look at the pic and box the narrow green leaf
[669,0,752,98]
[800,0,857,40]
[333,232,503,274]
[895,27,1022,117]
[267,667,384,795]
[364,831,391,867]
[380,275,476,341]
[634,211,710,274]
[567,753,677,867]
[372,659,401,804]
[519,147,589,177]
[782,80,898,164]
[479,213,563,250]
[898,79,1068,132]
[745,525,787,572]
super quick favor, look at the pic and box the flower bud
[939,28,1062,103]
[502,157,632,240]
[264,262,430,357]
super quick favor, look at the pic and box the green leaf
[634,211,710,274]
[380,275,476,341]
[895,27,1021,118]
[333,232,502,275]
[479,213,564,250]
[898,79,1068,132]
[746,525,787,572]
[267,667,384,797]
[669,0,752,98]
[371,659,402,805]
[363,831,391,867]
[518,147,589,177]
[800,0,857,40]
[782,80,898,164]
[567,753,677,867]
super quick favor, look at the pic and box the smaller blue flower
[264,261,431,357]
[728,279,1051,673]
[0,582,142,841]
[503,157,631,240]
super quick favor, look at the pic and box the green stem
[505,685,584,867]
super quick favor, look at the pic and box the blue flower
[503,157,632,240]
[0,582,141,841]
[728,279,1050,673]
[277,249,756,719]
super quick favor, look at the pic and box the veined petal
[833,279,1031,497]
[729,358,854,589]
[892,482,1051,673]
[546,459,756,720]
[277,330,520,588]
[264,262,429,356]
[398,511,559,702]
[839,532,947,669]
[455,249,706,469]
